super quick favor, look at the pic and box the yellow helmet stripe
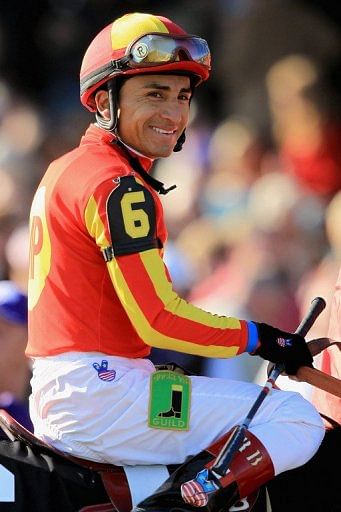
[110,13,169,50]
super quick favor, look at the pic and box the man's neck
[116,136,155,163]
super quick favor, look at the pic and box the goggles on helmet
[115,33,211,71]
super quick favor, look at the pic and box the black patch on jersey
[107,175,161,256]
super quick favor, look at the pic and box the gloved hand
[252,322,313,375]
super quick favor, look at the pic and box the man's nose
[160,101,182,123]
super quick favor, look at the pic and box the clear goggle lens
[124,33,211,69]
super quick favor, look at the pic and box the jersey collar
[81,124,153,173]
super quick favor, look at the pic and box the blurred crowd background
[0,0,341,417]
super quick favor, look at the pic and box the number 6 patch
[106,175,160,255]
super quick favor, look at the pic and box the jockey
[26,12,325,509]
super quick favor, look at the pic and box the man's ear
[94,90,110,120]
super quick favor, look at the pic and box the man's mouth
[151,126,177,135]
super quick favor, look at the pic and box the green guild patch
[148,370,191,431]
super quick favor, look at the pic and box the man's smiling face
[117,74,191,158]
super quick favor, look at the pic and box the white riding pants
[29,352,325,475]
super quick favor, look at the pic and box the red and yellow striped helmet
[80,12,211,112]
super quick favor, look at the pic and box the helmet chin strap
[95,79,187,152]
[95,79,118,132]
[115,138,177,195]
[173,131,186,152]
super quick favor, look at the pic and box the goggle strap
[112,56,131,70]
[80,58,129,96]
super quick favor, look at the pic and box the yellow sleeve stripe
[84,196,110,248]
[140,249,241,330]
[107,257,239,358]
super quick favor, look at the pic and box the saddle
[0,408,168,512]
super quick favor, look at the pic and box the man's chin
[147,147,174,159]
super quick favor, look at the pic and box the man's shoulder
[49,138,131,180]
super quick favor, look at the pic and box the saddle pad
[124,464,170,506]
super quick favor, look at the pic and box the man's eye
[148,91,162,98]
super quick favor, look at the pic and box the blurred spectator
[0,98,44,162]
[200,116,265,226]
[0,90,47,211]
[297,191,341,340]
[246,171,326,285]
[214,0,341,136]
[281,190,341,400]
[265,54,341,198]
[256,190,341,399]
[0,168,20,280]
[4,223,30,292]
[312,266,341,425]
[0,280,32,431]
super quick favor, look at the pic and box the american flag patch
[93,360,116,382]
[98,370,116,382]
[276,337,292,348]
[181,469,219,507]
[181,479,208,507]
